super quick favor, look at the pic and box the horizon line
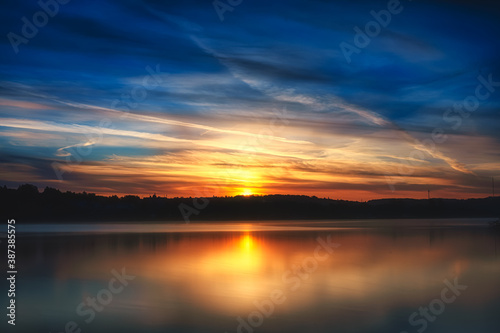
[3,183,498,202]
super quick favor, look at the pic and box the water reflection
[14,225,500,333]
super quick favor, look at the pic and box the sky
[1,0,500,200]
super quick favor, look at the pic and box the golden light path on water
[36,222,500,332]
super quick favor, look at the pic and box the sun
[240,188,254,196]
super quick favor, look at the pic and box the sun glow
[240,234,254,251]
[241,188,254,196]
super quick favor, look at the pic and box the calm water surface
[5,219,500,333]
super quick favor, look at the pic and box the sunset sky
[1,0,499,200]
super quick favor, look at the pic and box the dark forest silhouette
[2,184,499,222]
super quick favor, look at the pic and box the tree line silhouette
[1,184,499,222]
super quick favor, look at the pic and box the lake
[6,219,500,333]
